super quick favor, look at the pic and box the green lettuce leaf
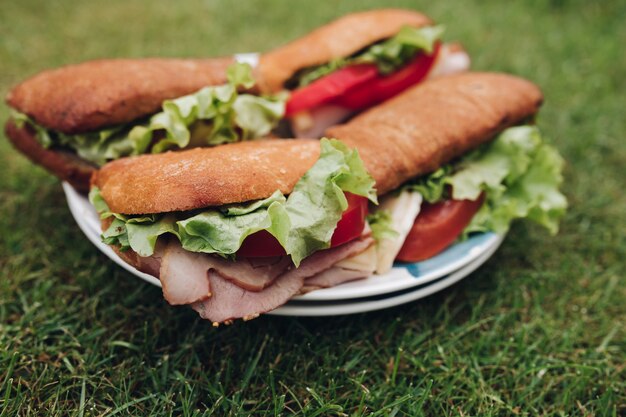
[297,59,349,89]
[92,139,377,266]
[405,125,567,235]
[58,126,148,166]
[12,110,53,147]
[129,62,285,153]
[404,165,452,203]
[102,218,130,249]
[297,25,444,86]
[14,62,285,166]
[88,187,113,218]
[279,139,377,264]
[233,95,286,139]
[176,191,287,256]
[356,25,445,74]
[227,61,256,89]
[13,111,146,166]
[125,215,178,257]
[89,188,175,256]
[367,210,399,242]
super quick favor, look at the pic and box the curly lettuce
[91,138,377,266]
[405,125,567,235]
[14,63,285,166]
[367,210,399,243]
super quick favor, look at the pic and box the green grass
[1,0,625,415]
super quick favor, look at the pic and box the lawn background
[1,0,625,415]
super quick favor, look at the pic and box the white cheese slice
[375,190,423,274]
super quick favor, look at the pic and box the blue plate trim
[394,232,496,278]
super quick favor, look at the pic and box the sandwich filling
[12,63,285,166]
[90,126,566,324]
[284,25,464,137]
[287,25,445,89]
[91,138,381,323]
[370,125,567,268]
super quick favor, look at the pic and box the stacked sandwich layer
[3,9,567,324]
[5,9,467,192]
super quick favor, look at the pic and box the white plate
[269,236,501,316]
[64,182,505,307]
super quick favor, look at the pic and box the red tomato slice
[285,43,440,117]
[396,193,484,263]
[237,193,368,258]
[330,192,369,247]
[285,65,379,116]
[333,42,441,110]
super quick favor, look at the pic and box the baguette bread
[93,139,321,214]
[329,72,543,194]
[258,9,432,92]
[94,72,542,214]
[5,120,95,192]
[6,57,236,134]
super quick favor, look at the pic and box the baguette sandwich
[5,61,284,192]
[90,73,566,324]
[4,9,468,192]
[258,8,470,137]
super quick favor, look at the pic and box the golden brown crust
[327,72,543,194]
[258,9,432,92]
[6,57,237,134]
[4,120,95,192]
[93,139,321,215]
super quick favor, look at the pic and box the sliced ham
[301,267,370,293]
[159,244,292,305]
[191,236,375,324]
[116,241,164,278]
[334,244,377,272]
[282,236,374,281]
[204,256,292,292]
[159,241,213,305]
[192,269,305,324]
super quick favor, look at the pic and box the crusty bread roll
[94,72,542,215]
[93,139,321,214]
[329,72,543,194]
[6,57,236,134]
[258,9,432,92]
[4,120,95,192]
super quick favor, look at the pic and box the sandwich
[4,9,468,192]
[258,8,470,137]
[5,61,285,192]
[89,73,566,324]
